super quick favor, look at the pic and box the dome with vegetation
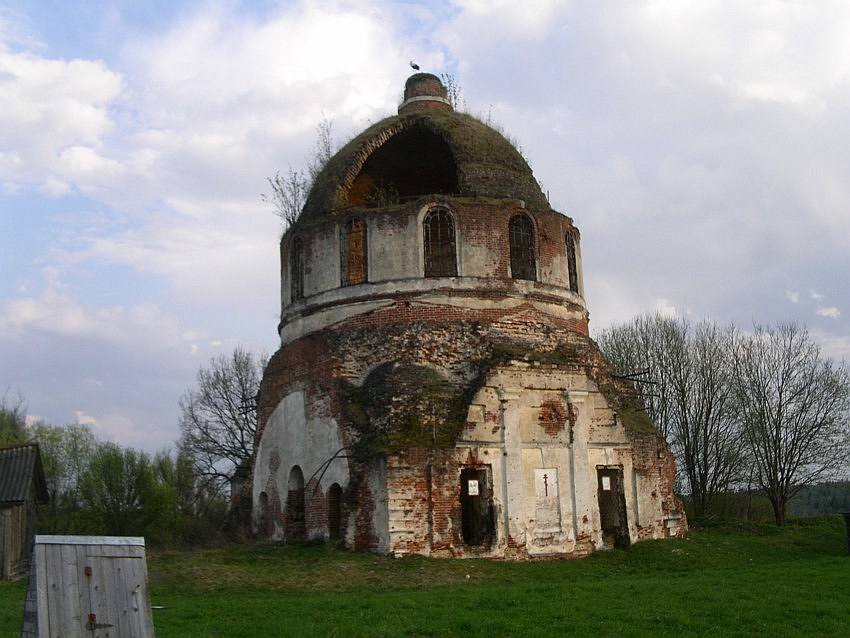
[295,75,549,228]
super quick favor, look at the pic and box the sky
[1,0,849,453]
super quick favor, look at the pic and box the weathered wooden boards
[22,535,154,638]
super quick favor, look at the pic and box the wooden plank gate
[22,535,154,638]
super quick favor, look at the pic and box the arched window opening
[347,126,459,207]
[423,208,457,277]
[340,218,368,286]
[286,466,306,541]
[509,214,536,281]
[290,236,305,302]
[327,483,343,540]
[566,231,579,293]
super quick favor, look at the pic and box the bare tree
[264,168,309,227]
[729,322,850,524]
[597,314,689,441]
[264,117,335,229]
[676,321,743,518]
[598,315,743,517]
[440,73,464,110]
[307,117,334,181]
[178,347,267,494]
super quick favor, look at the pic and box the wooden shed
[22,535,155,638]
[0,443,47,580]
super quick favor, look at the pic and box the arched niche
[285,466,306,541]
[348,126,458,206]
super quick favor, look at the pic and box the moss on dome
[295,110,549,228]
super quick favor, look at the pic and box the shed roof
[0,443,48,505]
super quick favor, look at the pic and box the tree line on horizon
[2,316,847,546]
[597,316,850,525]
[0,400,229,546]
[0,348,268,546]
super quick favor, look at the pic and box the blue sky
[2,0,849,451]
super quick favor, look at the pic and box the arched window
[566,231,579,293]
[340,217,368,286]
[509,214,536,281]
[423,208,457,277]
[290,236,304,301]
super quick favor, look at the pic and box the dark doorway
[258,491,270,538]
[460,467,494,546]
[286,466,306,541]
[596,466,630,549]
[327,483,343,540]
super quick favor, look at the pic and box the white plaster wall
[544,238,584,297]
[303,226,339,297]
[460,241,499,277]
[369,214,420,282]
[455,367,662,557]
[253,390,349,540]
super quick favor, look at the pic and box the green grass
[2,516,848,637]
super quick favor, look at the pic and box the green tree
[0,388,28,445]
[152,450,228,545]
[28,420,225,545]
[27,421,99,533]
[78,443,170,537]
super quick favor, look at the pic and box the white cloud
[451,0,566,40]
[0,45,123,189]
[73,410,99,427]
[816,306,840,319]
[653,299,680,318]
[623,1,850,111]
[0,271,186,348]
[786,291,800,303]
[812,331,850,361]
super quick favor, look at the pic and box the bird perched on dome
[409,60,420,70]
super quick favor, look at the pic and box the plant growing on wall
[264,118,336,229]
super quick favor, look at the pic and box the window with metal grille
[290,235,304,301]
[340,217,367,286]
[566,231,579,293]
[509,214,536,281]
[424,208,457,277]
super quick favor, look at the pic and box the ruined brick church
[252,73,685,558]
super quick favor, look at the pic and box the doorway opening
[460,467,494,547]
[286,466,306,541]
[327,483,343,540]
[596,466,630,549]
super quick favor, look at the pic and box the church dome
[296,75,549,227]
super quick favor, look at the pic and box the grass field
[1,516,848,637]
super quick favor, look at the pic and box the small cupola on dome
[398,73,453,114]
